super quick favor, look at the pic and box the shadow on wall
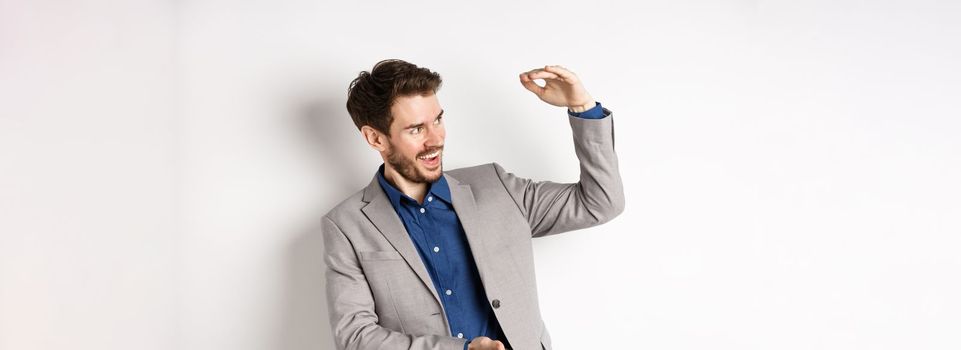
[300,97,372,195]
[276,95,371,350]
[278,224,332,350]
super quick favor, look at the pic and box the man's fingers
[525,69,559,81]
[493,340,505,350]
[519,73,545,95]
[519,65,575,97]
[543,65,577,82]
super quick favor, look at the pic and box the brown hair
[346,59,443,136]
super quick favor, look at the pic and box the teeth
[418,151,440,160]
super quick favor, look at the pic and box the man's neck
[383,165,428,204]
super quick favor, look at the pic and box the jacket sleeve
[494,109,625,237]
[322,216,467,350]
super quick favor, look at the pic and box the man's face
[382,93,445,184]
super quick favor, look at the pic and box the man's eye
[434,117,442,125]
[410,127,422,135]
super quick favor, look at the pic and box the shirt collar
[376,163,452,207]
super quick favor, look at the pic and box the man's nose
[425,125,444,147]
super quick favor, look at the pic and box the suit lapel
[360,175,440,303]
[445,174,499,289]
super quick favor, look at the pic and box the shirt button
[456,333,463,338]
[445,289,452,296]
[433,246,440,253]
[419,208,425,214]
[491,299,501,309]
[428,196,433,202]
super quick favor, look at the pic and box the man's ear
[361,125,388,152]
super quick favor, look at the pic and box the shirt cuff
[568,101,606,119]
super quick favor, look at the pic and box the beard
[385,143,443,184]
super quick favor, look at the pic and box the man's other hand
[468,336,507,350]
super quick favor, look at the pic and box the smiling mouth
[417,150,441,166]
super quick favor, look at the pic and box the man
[322,59,624,350]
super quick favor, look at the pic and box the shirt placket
[420,195,465,338]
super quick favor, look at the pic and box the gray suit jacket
[322,111,624,350]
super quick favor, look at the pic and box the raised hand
[519,65,596,112]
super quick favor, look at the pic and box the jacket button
[491,299,501,309]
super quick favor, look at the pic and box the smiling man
[322,59,624,350]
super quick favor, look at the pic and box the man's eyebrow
[403,110,444,129]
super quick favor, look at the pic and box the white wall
[0,0,179,349]
[2,0,960,349]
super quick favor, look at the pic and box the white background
[2,0,959,349]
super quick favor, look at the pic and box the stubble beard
[385,143,443,184]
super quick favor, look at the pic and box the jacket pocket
[359,250,403,261]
